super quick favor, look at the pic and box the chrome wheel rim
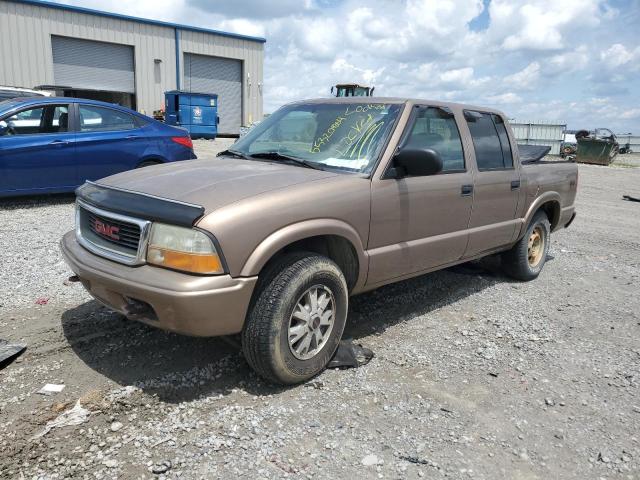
[527,226,545,267]
[288,285,335,360]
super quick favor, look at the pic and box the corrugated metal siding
[510,120,566,155]
[180,30,264,127]
[0,0,264,120]
[184,53,242,134]
[52,36,135,93]
[615,134,640,151]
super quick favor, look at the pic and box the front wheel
[502,211,550,281]
[241,253,348,384]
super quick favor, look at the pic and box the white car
[0,86,52,102]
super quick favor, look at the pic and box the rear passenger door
[367,105,474,285]
[463,111,521,257]
[75,104,147,182]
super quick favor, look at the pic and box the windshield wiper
[217,149,250,159]
[249,151,325,171]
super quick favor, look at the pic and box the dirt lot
[1,145,639,479]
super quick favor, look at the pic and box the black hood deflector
[76,181,205,227]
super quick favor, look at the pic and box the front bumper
[60,231,257,337]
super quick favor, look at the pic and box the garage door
[183,53,242,135]
[51,36,135,93]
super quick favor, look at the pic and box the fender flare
[240,219,368,288]
[517,191,561,239]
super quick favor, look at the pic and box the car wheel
[137,160,160,168]
[502,210,550,281]
[241,252,348,385]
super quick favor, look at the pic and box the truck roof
[290,97,508,118]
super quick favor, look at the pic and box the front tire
[502,211,550,281]
[241,253,348,385]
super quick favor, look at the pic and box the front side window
[79,105,136,132]
[465,111,513,170]
[0,104,68,136]
[232,102,402,174]
[404,107,465,172]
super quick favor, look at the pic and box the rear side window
[465,111,513,170]
[404,107,465,172]
[492,114,513,167]
[79,105,136,132]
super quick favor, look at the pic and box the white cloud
[620,109,640,120]
[504,62,541,89]
[217,18,265,38]
[487,93,523,104]
[547,46,590,74]
[488,0,601,51]
[600,43,639,69]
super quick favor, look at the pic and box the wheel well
[537,201,561,229]
[262,235,359,291]
[137,158,163,168]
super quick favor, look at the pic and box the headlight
[146,223,224,274]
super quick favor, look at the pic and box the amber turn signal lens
[147,247,223,274]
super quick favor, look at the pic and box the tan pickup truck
[61,98,578,384]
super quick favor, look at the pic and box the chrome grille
[81,209,141,252]
[76,200,151,265]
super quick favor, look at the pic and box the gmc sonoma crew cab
[61,98,578,384]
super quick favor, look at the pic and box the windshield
[232,102,402,174]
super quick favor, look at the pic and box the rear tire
[241,252,348,385]
[502,211,550,281]
[137,160,160,168]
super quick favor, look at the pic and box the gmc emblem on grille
[94,219,120,240]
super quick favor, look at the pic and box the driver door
[367,106,474,286]
[0,103,76,193]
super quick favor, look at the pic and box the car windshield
[232,102,402,174]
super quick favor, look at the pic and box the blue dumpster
[164,90,219,139]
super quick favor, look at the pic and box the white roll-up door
[183,53,242,135]
[51,36,135,94]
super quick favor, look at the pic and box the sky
[60,0,640,132]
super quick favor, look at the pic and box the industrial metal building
[0,0,265,134]
[511,120,566,155]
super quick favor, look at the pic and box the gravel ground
[0,144,639,479]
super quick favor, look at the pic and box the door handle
[461,184,474,196]
[49,140,69,146]
[511,180,521,190]
[126,135,140,139]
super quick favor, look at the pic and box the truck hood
[99,157,340,212]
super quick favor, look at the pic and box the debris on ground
[32,400,90,439]
[361,454,381,466]
[35,297,49,305]
[37,384,66,396]
[150,461,172,474]
[623,194,640,202]
[0,339,26,368]
[327,340,374,369]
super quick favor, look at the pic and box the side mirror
[390,148,443,178]
[0,121,9,136]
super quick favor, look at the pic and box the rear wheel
[241,253,348,384]
[502,211,550,281]
[137,160,161,168]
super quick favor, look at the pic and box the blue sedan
[0,97,196,197]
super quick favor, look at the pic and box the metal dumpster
[164,90,219,139]
[575,128,619,166]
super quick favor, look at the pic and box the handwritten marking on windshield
[310,104,390,156]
